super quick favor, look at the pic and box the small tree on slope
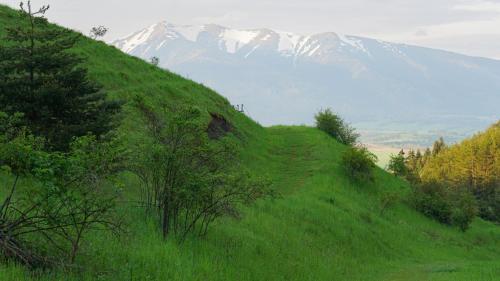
[0,1,121,151]
[132,98,273,240]
[315,108,359,146]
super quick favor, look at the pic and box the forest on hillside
[388,122,500,229]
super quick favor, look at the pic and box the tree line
[388,123,500,230]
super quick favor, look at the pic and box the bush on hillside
[411,182,453,224]
[0,114,125,267]
[410,182,478,231]
[342,146,378,182]
[315,108,359,146]
[132,98,274,241]
[450,188,479,232]
[474,183,500,222]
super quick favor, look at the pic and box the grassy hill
[0,5,499,281]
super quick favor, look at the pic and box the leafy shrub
[474,183,500,222]
[132,99,274,240]
[411,182,478,231]
[342,146,378,182]
[0,121,125,267]
[315,108,359,146]
[411,182,452,224]
[450,189,478,232]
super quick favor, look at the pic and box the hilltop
[0,4,499,281]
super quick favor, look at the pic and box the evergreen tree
[405,149,421,182]
[0,2,121,151]
[415,149,423,170]
[388,150,407,177]
[406,149,417,171]
[422,148,432,165]
[432,137,446,156]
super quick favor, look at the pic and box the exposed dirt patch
[207,113,232,139]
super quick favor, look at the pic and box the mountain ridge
[113,21,500,147]
[113,21,405,59]
[113,21,500,62]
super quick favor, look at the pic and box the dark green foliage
[0,111,124,267]
[315,108,359,146]
[0,3,121,151]
[411,182,453,225]
[132,98,273,240]
[388,148,427,183]
[411,182,478,231]
[450,190,479,232]
[387,150,407,177]
[432,137,446,156]
[342,146,378,182]
[473,182,500,222]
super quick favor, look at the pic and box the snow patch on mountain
[277,32,302,55]
[338,34,371,55]
[245,45,260,58]
[119,24,156,53]
[115,22,383,59]
[378,39,406,57]
[218,29,259,53]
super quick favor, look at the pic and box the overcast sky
[2,0,500,59]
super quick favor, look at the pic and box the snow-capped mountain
[113,22,500,146]
[114,21,374,62]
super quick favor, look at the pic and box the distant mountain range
[113,22,500,146]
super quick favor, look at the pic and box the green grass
[1,5,499,281]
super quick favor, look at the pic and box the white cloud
[193,11,249,26]
[453,0,500,12]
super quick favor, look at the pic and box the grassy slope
[1,5,499,281]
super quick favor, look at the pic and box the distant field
[366,145,400,168]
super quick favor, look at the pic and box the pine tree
[0,2,121,151]
[404,149,422,183]
[406,149,417,171]
[432,137,446,156]
[388,150,407,177]
[423,148,431,164]
[415,149,423,170]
